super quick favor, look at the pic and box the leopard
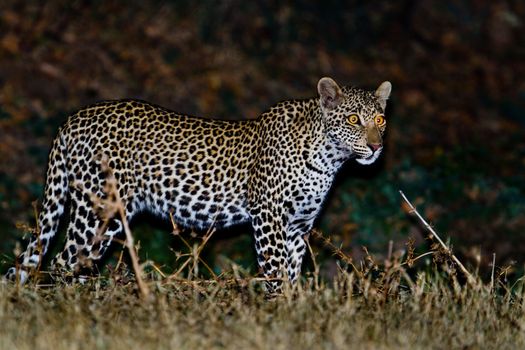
[4,77,391,293]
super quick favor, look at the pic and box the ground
[1,267,524,350]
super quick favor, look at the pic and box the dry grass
[3,218,525,350]
[1,263,525,350]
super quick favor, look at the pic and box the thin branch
[304,233,320,290]
[311,229,362,278]
[399,190,476,285]
[168,212,217,278]
[167,215,217,281]
[117,199,151,299]
[407,251,434,264]
[101,159,150,300]
[490,253,496,291]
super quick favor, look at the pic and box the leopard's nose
[368,143,382,152]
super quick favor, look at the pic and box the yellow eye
[375,115,385,126]
[348,114,359,125]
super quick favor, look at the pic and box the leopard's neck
[301,99,354,176]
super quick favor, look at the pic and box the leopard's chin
[355,150,381,165]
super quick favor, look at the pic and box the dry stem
[399,190,476,285]
[100,159,150,300]
[490,252,496,291]
[304,233,320,290]
[167,212,217,281]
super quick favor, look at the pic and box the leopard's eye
[347,114,359,125]
[374,115,386,126]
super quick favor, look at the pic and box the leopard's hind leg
[50,187,128,279]
[4,133,68,283]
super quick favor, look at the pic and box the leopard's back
[62,99,259,228]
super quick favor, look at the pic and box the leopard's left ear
[318,77,344,110]
[375,81,392,110]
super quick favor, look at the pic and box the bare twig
[168,212,217,278]
[32,201,43,275]
[147,261,167,279]
[100,159,150,300]
[399,190,476,285]
[490,253,496,291]
[167,215,217,281]
[164,276,283,286]
[311,229,362,277]
[304,233,320,290]
[118,198,151,299]
[407,251,434,265]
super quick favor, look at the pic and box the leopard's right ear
[318,77,343,110]
[375,81,392,110]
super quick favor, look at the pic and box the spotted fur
[5,77,391,292]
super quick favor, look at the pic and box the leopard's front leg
[251,204,288,294]
[285,224,311,283]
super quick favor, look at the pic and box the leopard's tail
[4,131,68,283]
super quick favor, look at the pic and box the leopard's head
[318,77,392,165]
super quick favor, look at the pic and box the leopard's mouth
[355,149,382,165]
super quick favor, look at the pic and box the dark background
[0,1,524,278]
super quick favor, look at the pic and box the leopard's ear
[318,77,344,110]
[375,81,392,110]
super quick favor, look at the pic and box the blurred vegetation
[0,1,524,278]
